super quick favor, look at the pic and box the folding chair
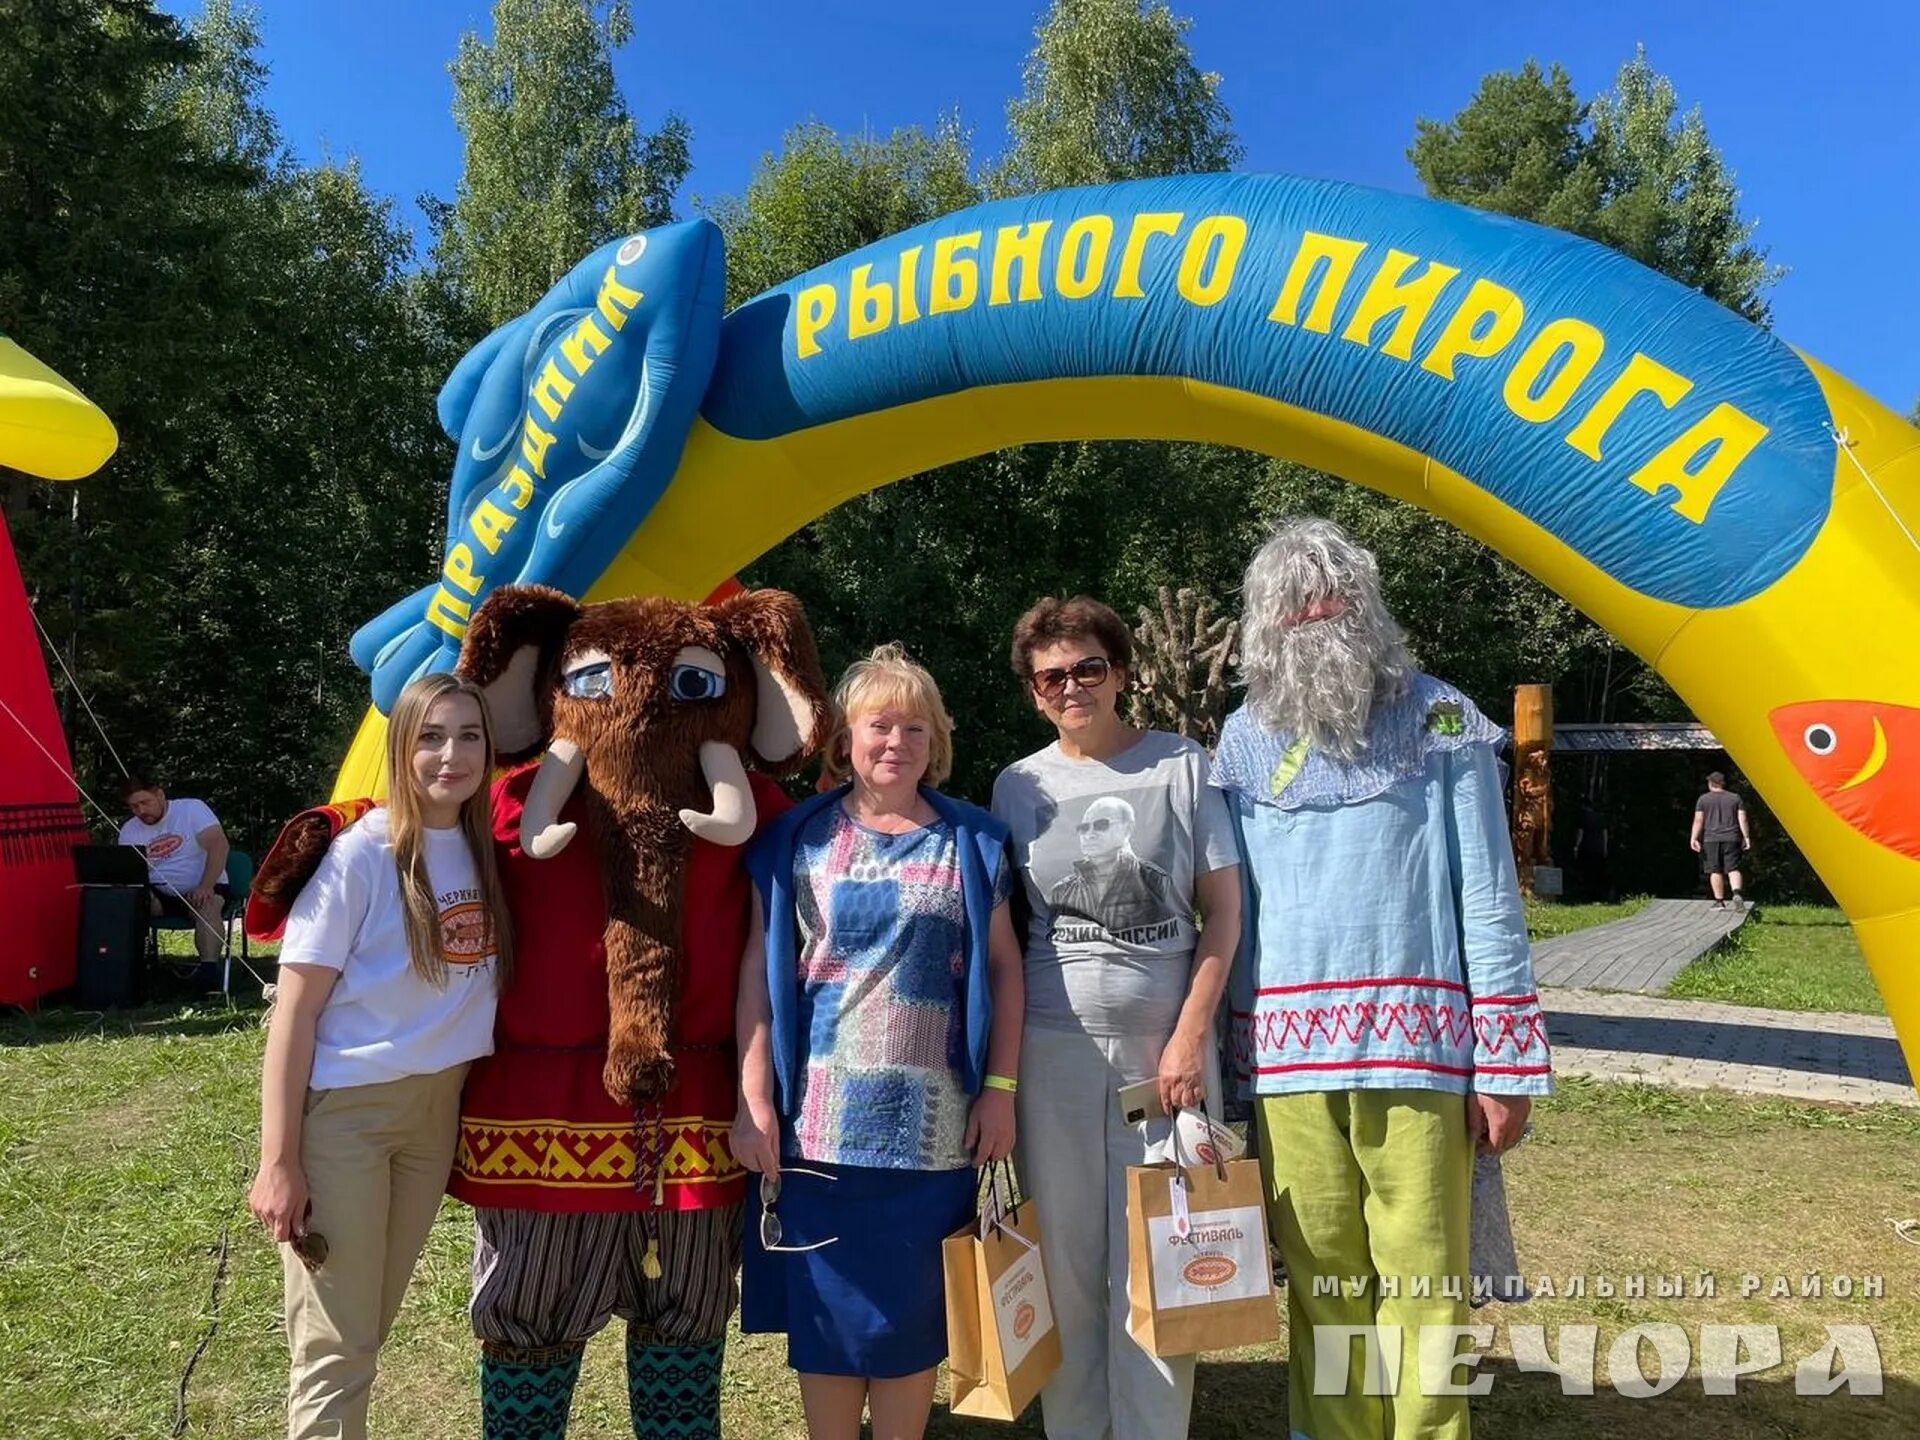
[146,849,254,995]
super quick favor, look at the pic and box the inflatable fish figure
[350,220,726,712]
[1771,699,1920,863]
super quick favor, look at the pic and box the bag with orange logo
[1124,1116,1279,1357]
[943,1162,1061,1420]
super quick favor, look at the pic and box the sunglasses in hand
[288,1201,329,1272]
[758,1168,839,1254]
[1029,656,1112,699]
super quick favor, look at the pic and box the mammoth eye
[564,661,613,700]
[1803,723,1837,756]
[669,663,727,702]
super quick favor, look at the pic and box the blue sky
[174,0,1917,411]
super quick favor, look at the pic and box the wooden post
[1511,684,1554,897]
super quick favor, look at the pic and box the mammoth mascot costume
[452,582,829,1440]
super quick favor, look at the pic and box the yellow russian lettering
[531,359,576,424]
[1175,214,1247,307]
[795,283,837,358]
[596,266,644,330]
[1113,211,1185,298]
[929,232,981,315]
[500,466,534,510]
[1055,215,1114,299]
[1564,353,1693,460]
[442,543,482,597]
[1625,403,1768,523]
[1268,232,1369,333]
[990,221,1053,305]
[1502,318,1605,423]
[520,418,556,478]
[560,315,613,375]
[848,263,893,339]
[425,586,471,639]
[896,245,923,324]
[1420,279,1524,379]
[1340,249,1461,360]
[471,498,518,555]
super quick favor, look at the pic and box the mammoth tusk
[520,737,583,859]
[679,741,757,847]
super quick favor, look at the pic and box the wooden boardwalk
[1530,898,1747,993]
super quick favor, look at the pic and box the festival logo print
[438,888,496,970]
[1028,786,1184,949]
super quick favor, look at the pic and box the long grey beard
[1252,618,1399,762]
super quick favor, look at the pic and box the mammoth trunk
[586,796,692,1109]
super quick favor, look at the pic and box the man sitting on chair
[119,773,229,976]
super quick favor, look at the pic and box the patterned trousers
[471,1204,741,1351]
[472,1206,740,1440]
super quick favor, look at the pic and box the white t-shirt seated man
[118,777,231,967]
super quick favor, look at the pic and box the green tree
[430,0,691,328]
[989,0,1241,196]
[1411,50,1780,322]
[709,119,977,308]
[2,0,453,851]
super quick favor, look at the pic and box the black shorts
[1701,839,1743,876]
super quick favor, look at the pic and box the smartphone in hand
[1118,1078,1167,1126]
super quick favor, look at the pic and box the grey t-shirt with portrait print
[991,730,1240,1036]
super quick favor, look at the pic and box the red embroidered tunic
[450,763,789,1213]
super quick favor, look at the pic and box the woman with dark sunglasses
[990,596,1242,1440]
[735,644,1025,1440]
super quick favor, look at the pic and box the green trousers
[1257,1090,1473,1440]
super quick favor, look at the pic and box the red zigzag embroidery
[1237,1002,1548,1057]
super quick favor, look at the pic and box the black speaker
[76,887,146,1008]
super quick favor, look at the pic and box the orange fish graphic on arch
[1770,701,1920,863]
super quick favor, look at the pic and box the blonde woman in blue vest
[735,644,1024,1440]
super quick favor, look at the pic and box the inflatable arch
[338,174,1920,1072]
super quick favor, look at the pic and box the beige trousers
[281,1063,469,1440]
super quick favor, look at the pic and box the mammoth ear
[457,584,582,761]
[717,589,832,774]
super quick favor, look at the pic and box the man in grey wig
[1209,516,1552,1440]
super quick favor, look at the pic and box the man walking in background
[1690,771,1751,909]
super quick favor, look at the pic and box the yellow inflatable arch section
[336,176,1920,1074]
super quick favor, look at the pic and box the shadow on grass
[0,995,267,1048]
[931,1357,1918,1440]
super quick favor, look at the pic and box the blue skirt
[740,1161,977,1378]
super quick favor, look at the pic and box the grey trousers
[1014,1023,1222,1440]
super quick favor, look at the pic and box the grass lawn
[1524,895,1648,941]
[1668,905,1885,1015]
[4,1002,1919,1437]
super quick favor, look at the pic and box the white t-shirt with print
[280,808,500,1090]
[119,796,226,890]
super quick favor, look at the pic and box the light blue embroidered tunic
[1211,674,1553,1098]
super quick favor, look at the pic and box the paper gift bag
[943,1167,1062,1420]
[1125,1154,1279,1357]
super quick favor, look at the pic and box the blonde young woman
[735,644,1025,1440]
[247,672,514,1440]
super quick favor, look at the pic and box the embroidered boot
[480,1342,584,1440]
[625,1333,724,1440]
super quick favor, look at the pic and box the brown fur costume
[458,584,830,1108]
